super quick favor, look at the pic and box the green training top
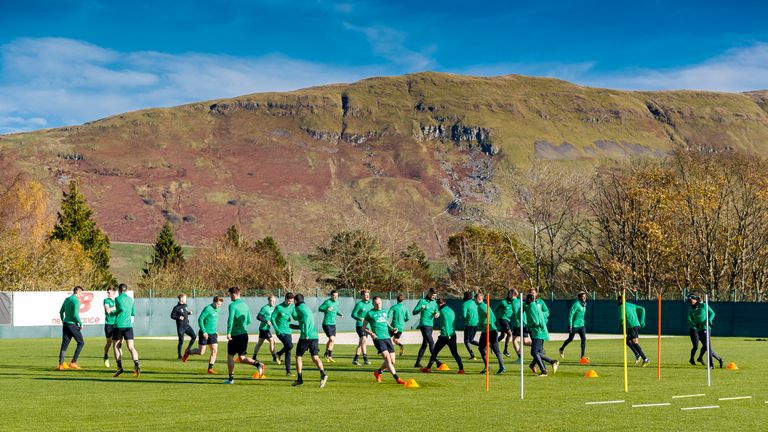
[257,303,276,331]
[412,298,439,327]
[351,299,373,328]
[364,308,391,339]
[437,305,457,337]
[292,303,319,339]
[619,302,645,329]
[198,303,219,334]
[227,298,251,336]
[318,298,342,326]
[59,294,81,326]
[387,302,410,332]
[511,297,526,326]
[477,301,498,332]
[103,297,116,325]
[114,293,135,329]
[568,300,586,328]
[524,301,549,340]
[271,302,295,335]
[462,299,479,326]
[688,303,715,331]
[494,299,514,321]
[535,298,550,322]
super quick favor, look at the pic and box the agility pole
[485,294,490,392]
[657,294,661,381]
[519,294,524,400]
[705,294,711,387]
[622,289,628,393]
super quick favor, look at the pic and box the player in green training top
[413,288,443,368]
[102,286,117,368]
[290,294,328,388]
[524,293,559,376]
[461,291,479,360]
[687,293,723,368]
[183,296,224,374]
[351,289,373,366]
[420,298,465,374]
[494,290,515,357]
[477,292,505,374]
[224,287,264,384]
[559,291,588,360]
[387,294,410,356]
[252,295,277,363]
[318,290,343,362]
[511,289,531,359]
[272,292,296,375]
[618,293,650,367]
[57,286,84,371]
[365,296,406,385]
[113,283,140,377]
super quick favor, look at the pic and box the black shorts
[258,329,273,340]
[389,329,403,339]
[355,326,367,338]
[112,327,134,341]
[228,333,249,356]
[499,319,512,333]
[627,326,640,339]
[199,330,218,345]
[374,338,395,354]
[104,324,115,339]
[512,326,530,337]
[296,339,320,356]
[322,324,336,338]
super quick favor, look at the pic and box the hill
[2,72,768,255]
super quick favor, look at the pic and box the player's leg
[478,331,488,372]
[269,335,277,361]
[447,334,464,372]
[294,351,304,385]
[252,337,266,360]
[125,337,141,375]
[463,325,476,359]
[423,336,449,370]
[353,327,367,365]
[278,334,293,374]
[103,326,113,367]
[58,325,72,368]
[69,325,85,368]
[689,328,700,365]
[415,326,430,367]
[577,327,587,359]
[489,331,505,373]
[532,339,548,375]
[176,326,186,359]
[185,326,197,353]
[559,328,576,357]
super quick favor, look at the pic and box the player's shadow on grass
[33,375,223,385]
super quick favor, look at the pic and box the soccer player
[351,289,373,366]
[420,298,465,374]
[529,287,550,321]
[290,294,328,388]
[618,293,650,367]
[687,294,723,368]
[253,295,277,363]
[510,289,531,358]
[559,290,588,360]
[271,292,296,375]
[524,293,559,376]
[57,286,84,370]
[171,293,196,360]
[113,283,140,377]
[318,290,343,362]
[494,290,514,357]
[412,288,442,368]
[476,292,505,374]
[183,296,223,374]
[102,286,117,368]
[387,294,410,356]
[364,296,406,385]
[224,287,264,384]
[461,291,479,359]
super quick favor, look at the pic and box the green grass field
[1,336,765,431]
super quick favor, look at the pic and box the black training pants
[59,323,84,364]
[559,326,587,358]
[415,326,441,366]
[463,325,479,357]
[427,334,464,370]
[177,325,196,358]
[276,333,293,373]
[478,331,504,369]
[689,327,700,360]
[530,338,555,373]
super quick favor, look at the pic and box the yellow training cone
[437,364,451,371]
[726,362,739,370]
[584,370,599,378]
[405,378,420,388]
[251,372,262,379]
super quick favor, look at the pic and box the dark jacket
[171,303,192,328]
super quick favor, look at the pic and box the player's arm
[637,305,645,327]
[568,302,578,329]
[540,300,550,320]
[351,303,363,322]
[412,299,425,315]
[227,304,235,340]
[59,301,65,320]
[387,308,394,322]
[687,309,695,328]
[73,299,82,327]
[198,306,208,330]
[363,315,376,338]
[318,300,329,313]
[270,308,279,329]
[708,306,715,325]
[170,305,179,320]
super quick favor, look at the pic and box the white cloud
[343,23,435,71]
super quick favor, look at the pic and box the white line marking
[681,406,720,411]
[632,403,671,408]
[672,394,706,399]
[718,396,752,401]
[585,400,625,405]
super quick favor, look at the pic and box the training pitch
[1,336,765,431]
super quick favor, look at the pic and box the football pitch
[1,336,766,431]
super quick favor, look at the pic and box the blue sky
[1,0,767,133]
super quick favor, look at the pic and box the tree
[144,221,184,275]
[50,180,114,287]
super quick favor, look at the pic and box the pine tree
[225,225,242,248]
[144,221,184,275]
[50,180,115,287]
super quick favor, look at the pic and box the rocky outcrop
[416,123,498,155]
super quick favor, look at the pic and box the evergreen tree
[144,221,184,275]
[50,180,115,287]
[252,236,287,268]
[225,225,242,248]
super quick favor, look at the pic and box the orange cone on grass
[579,357,590,365]
[726,362,739,370]
[584,369,599,378]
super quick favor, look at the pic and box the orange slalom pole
[485,294,490,392]
[657,294,661,381]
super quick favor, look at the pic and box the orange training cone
[726,362,739,370]
[437,363,451,371]
[405,378,420,388]
[584,370,599,378]
[579,357,590,365]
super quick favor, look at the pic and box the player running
[461,291,479,360]
[524,293,559,376]
[420,298,465,374]
[318,290,343,362]
[171,293,196,360]
[412,288,443,368]
[223,287,264,384]
[102,286,117,368]
[351,289,373,366]
[271,292,296,375]
[290,294,328,388]
[510,289,531,358]
[113,283,140,378]
[477,292,505,374]
[494,291,515,357]
[687,294,723,368]
[387,294,410,356]
[252,295,277,363]
[183,295,223,374]
[559,291,588,360]
[618,293,650,367]
[57,286,84,371]
[364,296,406,385]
